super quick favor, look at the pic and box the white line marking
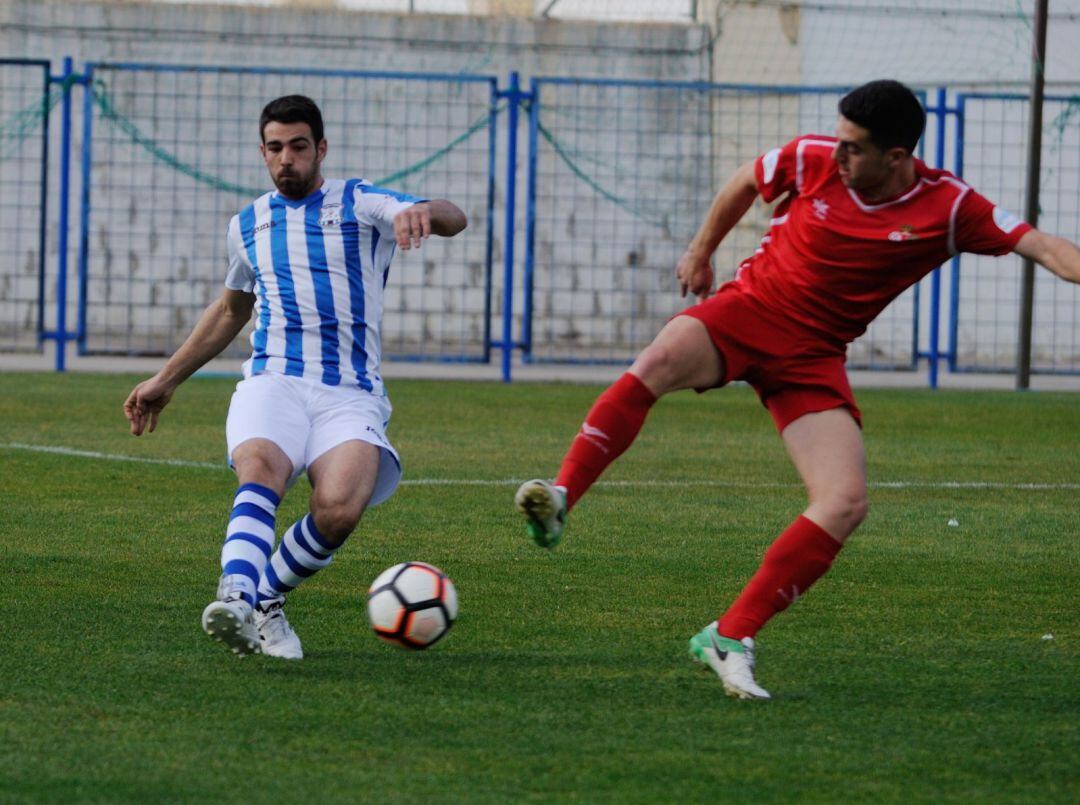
[3,442,223,469]
[3,441,1079,490]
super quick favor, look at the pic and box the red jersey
[737,135,1031,345]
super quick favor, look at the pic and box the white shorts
[225,373,401,506]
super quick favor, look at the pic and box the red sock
[555,372,657,510]
[718,516,842,640]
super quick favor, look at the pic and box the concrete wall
[0,1,711,79]
[2,0,1077,371]
[0,0,720,362]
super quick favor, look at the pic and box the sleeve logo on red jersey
[888,225,919,242]
[761,148,781,184]
[992,206,1023,234]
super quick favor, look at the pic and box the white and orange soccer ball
[367,562,458,649]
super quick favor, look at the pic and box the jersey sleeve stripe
[357,182,427,204]
[795,138,835,194]
[947,184,971,256]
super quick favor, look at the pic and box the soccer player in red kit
[515,80,1080,699]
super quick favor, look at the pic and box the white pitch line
[2,442,223,470]
[3,441,1079,491]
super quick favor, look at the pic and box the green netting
[87,79,496,196]
[0,73,70,160]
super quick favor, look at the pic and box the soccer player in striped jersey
[124,95,466,659]
[516,79,1080,699]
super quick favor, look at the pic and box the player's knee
[830,487,869,531]
[235,456,287,490]
[311,496,365,546]
[631,341,691,393]
[232,440,291,490]
[631,320,721,393]
[631,342,672,385]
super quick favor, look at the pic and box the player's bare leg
[693,408,868,698]
[780,407,868,544]
[203,438,292,656]
[253,440,380,659]
[517,316,723,548]
[628,315,725,396]
[305,439,380,546]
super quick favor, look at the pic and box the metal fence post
[482,79,498,365]
[37,62,51,348]
[1017,0,1048,389]
[77,64,95,354]
[927,87,948,389]
[521,77,540,361]
[948,93,966,373]
[50,57,75,372]
[494,71,534,382]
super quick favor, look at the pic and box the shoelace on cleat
[257,607,292,642]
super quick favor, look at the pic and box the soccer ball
[367,562,458,649]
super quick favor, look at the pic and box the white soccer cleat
[201,598,261,656]
[689,623,771,700]
[514,479,567,548]
[254,597,303,660]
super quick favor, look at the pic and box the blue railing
[2,61,1077,383]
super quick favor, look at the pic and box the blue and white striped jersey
[225,178,425,395]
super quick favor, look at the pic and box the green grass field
[1,372,1077,802]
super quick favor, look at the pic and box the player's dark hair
[259,95,325,143]
[838,80,925,154]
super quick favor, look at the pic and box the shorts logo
[888,225,919,241]
[365,424,389,447]
[319,203,343,228]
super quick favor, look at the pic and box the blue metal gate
[952,92,1080,375]
[77,63,499,364]
[520,77,926,372]
[10,58,1079,384]
[0,59,51,353]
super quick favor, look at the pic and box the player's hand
[675,249,715,301]
[393,204,432,251]
[123,375,174,436]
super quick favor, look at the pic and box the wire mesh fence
[81,63,497,361]
[954,93,1080,373]
[523,79,921,369]
[4,54,1079,378]
[0,59,51,353]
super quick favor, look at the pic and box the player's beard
[274,164,319,199]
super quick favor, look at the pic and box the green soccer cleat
[514,479,567,549]
[689,623,771,700]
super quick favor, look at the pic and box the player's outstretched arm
[676,160,759,300]
[1014,230,1080,284]
[393,200,467,251]
[123,288,255,436]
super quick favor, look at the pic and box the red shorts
[677,284,862,433]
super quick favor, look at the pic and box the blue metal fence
[6,60,1078,382]
[521,77,924,372]
[77,63,499,364]
[953,92,1080,374]
[0,58,51,353]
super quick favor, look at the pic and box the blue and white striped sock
[220,483,280,607]
[257,513,336,603]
